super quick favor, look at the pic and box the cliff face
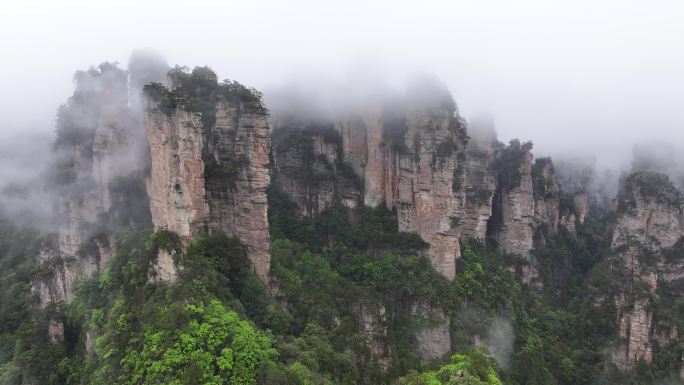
[355,304,391,370]
[558,192,589,232]
[555,159,593,232]
[488,141,536,256]
[413,302,452,360]
[34,63,152,308]
[145,107,207,240]
[611,172,684,370]
[144,68,272,281]
[486,146,572,281]
[460,137,498,240]
[271,121,361,216]
[272,81,467,280]
[270,81,466,361]
[532,157,561,234]
[394,97,467,280]
[271,85,588,283]
[34,65,272,308]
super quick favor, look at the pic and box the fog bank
[1,0,683,200]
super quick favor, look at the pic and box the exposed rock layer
[34,64,152,310]
[144,68,272,281]
[272,83,468,279]
[611,172,684,370]
[460,138,497,240]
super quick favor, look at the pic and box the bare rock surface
[611,172,684,370]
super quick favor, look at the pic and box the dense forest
[2,194,681,384]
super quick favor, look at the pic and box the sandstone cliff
[34,63,152,308]
[532,157,561,235]
[272,79,467,280]
[270,79,466,361]
[488,140,536,256]
[555,158,593,232]
[460,135,498,240]
[355,304,391,370]
[271,120,361,216]
[611,171,684,370]
[144,67,272,281]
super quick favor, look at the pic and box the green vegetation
[558,192,578,216]
[435,135,458,164]
[268,186,426,255]
[494,140,533,191]
[2,188,684,384]
[267,187,450,381]
[118,300,275,385]
[618,171,683,212]
[143,66,266,192]
[0,217,44,373]
[270,122,362,213]
[4,118,684,385]
[144,66,265,124]
[532,157,556,200]
[3,230,280,385]
[396,349,502,385]
[382,104,410,154]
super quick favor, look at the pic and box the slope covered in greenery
[1,187,682,384]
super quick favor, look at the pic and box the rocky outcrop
[144,67,272,281]
[555,159,593,232]
[460,137,498,240]
[611,172,684,370]
[271,121,361,216]
[145,107,207,239]
[486,144,569,263]
[29,63,157,345]
[488,140,536,256]
[148,248,178,283]
[558,192,589,232]
[532,157,561,234]
[612,172,683,248]
[270,81,465,365]
[34,63,152,310]
[355,304,391,370]
[33,64,273,351]
[394,96,467,280]
[413,302,451,360]
[272,79,468,279]
[32,248,78,307]
[573,192,589,225]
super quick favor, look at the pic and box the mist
[486,317,514,369]
[1,0,684,206]
[0,49,168,230]
[0,130,53,227]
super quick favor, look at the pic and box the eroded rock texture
[34,63,153,310]
[532,157,561,235]
[30,63,156,343]
[413,302,452,360]
[555,159,593,232]
[460,136,498,240]
[144,67,272,281]
[394,92,468,280]
[488,140,536,256]
[355,304,391,370]
[611,172,684,370]
[271,121,361,216]
[270,80,467,363]
[272,79,468,280]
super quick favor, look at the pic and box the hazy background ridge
[1,0,683,171]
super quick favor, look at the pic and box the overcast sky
[1,0,683,169]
